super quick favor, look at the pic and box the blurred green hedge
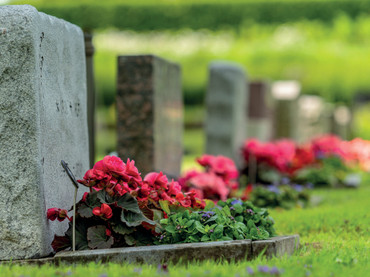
[18,1,370,31]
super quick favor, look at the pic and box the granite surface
[116,55,183,177]
[205,61,248,166]
[247,81,272,141]
[0,5,89,260]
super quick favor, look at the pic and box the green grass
[1,186,369,276]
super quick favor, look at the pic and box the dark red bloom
[47,208,69,222]
[92,203,113,219]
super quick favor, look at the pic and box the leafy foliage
[155,199,275,244]
[249,185,311,210]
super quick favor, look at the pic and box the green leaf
[112,222,134,235]
[159,200,171,215]
[121,210,155,227]
[222,205,231,216]
[165,225,176,234]
[87,225,113,249]
[160,218,169,225]
[204,199,216,210]
[247,219,256,229]
[214,224,224,238]
[194,221,206,234]
[85,191,101,207]
[66,220,88,250]
[116,193,142,214]
[97,190,117,204]
[124,234,136,246]
[77,202,93,218]
[233,204,244,214]
[185,220,195,227]
[201,235,210,242]
[221,236,233,241]
[235,215,244,223]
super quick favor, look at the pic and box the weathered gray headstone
[205,62,248,165]
[247,81,272,142]
[0,5,89,260]
[331,105,351,140]
[271,81,301,140]
[116,55,183,177]
[297,95,329,143]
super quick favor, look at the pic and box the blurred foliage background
[5,0,370,161]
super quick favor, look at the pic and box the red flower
[175,193,192,207]
[144,172,168,190]
[82,192,89,202]
[125,158,142,184]
[47,208,69,222]
[102,155,126,177]
[105,228,112,237]
[167,180,182,196]
[92,203,113,219]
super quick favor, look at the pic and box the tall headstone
[0,5,89,260]
[84,32,96,168]
[271,81,301,140]
[205,62,248,165]
[331,105,351,140]
[117,55,183,177]
[247,81,272,142]
[297,95,330,143]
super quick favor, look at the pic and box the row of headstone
[0,5,353,261]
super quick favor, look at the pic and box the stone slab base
[1,235,299,265]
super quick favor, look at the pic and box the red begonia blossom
[47,208,70,222]
[92,203,113,219]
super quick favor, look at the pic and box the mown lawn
[1,185,368,276]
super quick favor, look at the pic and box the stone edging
[2,235,299,265]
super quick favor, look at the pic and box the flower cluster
[243,138,315,175]
[76,155,205,210]
[243,134,370,177]
[179,155,239,201]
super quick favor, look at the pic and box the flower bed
[242,135,369,188]
[48,156,276,252]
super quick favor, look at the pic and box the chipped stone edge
[0,235,299,265]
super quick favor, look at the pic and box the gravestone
[247,81,272,142]
[331,105,351,140]
[271,81,301,140]
[205,61,248,165]
[117,55,183,177]
[297,95,330,143]
[0,5,89,260]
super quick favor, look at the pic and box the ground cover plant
[1,185,368,276]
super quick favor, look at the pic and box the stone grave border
[2,235,299,265]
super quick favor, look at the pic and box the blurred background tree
[5,0,370,163]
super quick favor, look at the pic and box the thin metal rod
[73,187,77,251]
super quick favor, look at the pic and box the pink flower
[102,156,126,177]
[178,169,201,189]
[188,172,230,201]
[47,208,69,222]
[167,180,182,196]
[144,172,168,190]
[125,158,142,183]
[92,203,113,219]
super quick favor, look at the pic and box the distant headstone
[297,95,330,143]
[0,5,89,260]
[117,55,183,177]
[271,81,301,140]
[205,61,248,165]
[247,81,272,142]
[331,105,351,140]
